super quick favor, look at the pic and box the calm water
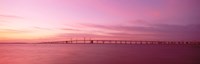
[0,44,200,64]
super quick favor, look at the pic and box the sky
[0,0,200,43]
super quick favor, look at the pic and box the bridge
[40,40,200,45]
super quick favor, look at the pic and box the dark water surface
[0,44,200,64]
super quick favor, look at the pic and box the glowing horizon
[0,0,200,42]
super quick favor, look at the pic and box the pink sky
[0,0,200,42]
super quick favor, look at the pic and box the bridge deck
[40,40,200,45]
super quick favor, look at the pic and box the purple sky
[0,0,200,42]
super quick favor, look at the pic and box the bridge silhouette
[39,40,200,45]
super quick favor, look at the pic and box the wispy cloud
[0,14,24,25]
[33,27,52,30]
[0,14,23,19]
[0,29,30,33]
[60,28,81,32]
[81,22,200,41]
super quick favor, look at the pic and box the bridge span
[41,40,200,45]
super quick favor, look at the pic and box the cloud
[81,23,113,30]
[0,29,31,33]
[0,14,23,19]
[33,27,52,30]
[81,22,200,41]
[60,28,81,31]
[0,14,24,25]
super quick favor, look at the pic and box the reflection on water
[0,44,200,64]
